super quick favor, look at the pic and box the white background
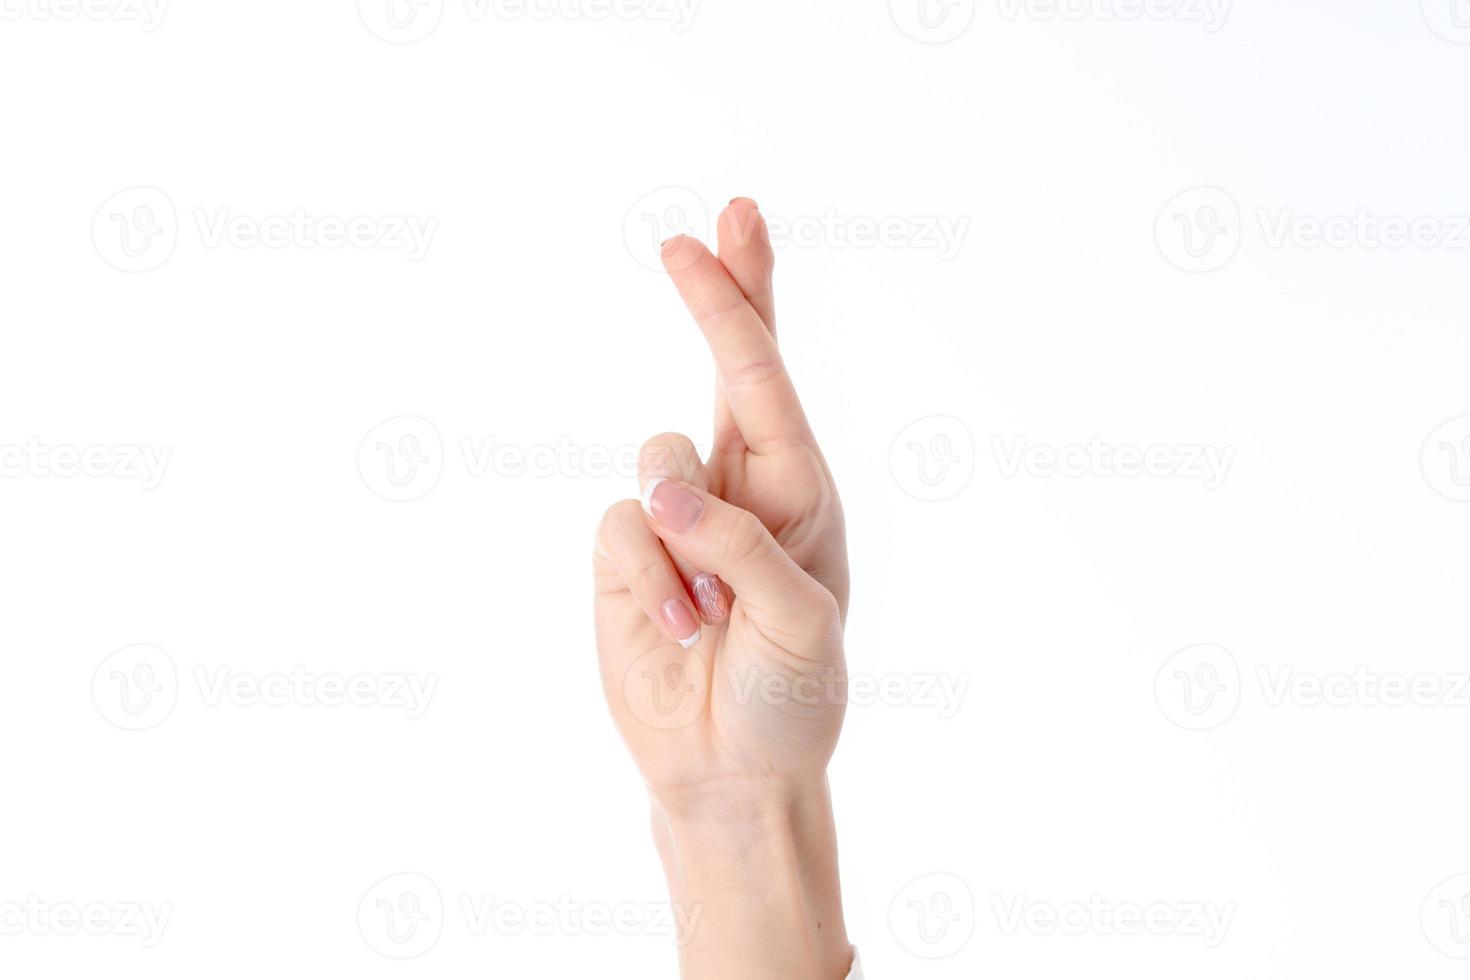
[2,0,1469,977]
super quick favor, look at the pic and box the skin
[593,198,853,979]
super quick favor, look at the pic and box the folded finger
[636,433,730,625]
[639,478,837,644]
[597,500,702,649]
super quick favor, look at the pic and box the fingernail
[641,477,704,533]
[692,572,729,625]
[662,598,701,649]
[660,236,681,256]
[729,196,759,210]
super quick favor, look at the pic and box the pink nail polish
[691,573,729,625]
[641,478,704,534]
[662,598,701,649]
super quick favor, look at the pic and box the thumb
[639,478,838,643]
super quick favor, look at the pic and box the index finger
[660,235,813,455]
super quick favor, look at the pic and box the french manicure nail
[662,598,701,649]
[641,477,704,534]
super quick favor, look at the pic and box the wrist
[650,776,851,980]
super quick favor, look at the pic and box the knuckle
[723,509,773,569]
[795,582,843,642]
[693,293,749,329]
[725,355,787,396]
[815,586,842,627]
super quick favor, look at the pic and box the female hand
[592,198,854,979]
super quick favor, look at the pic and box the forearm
[651,776,852,980]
